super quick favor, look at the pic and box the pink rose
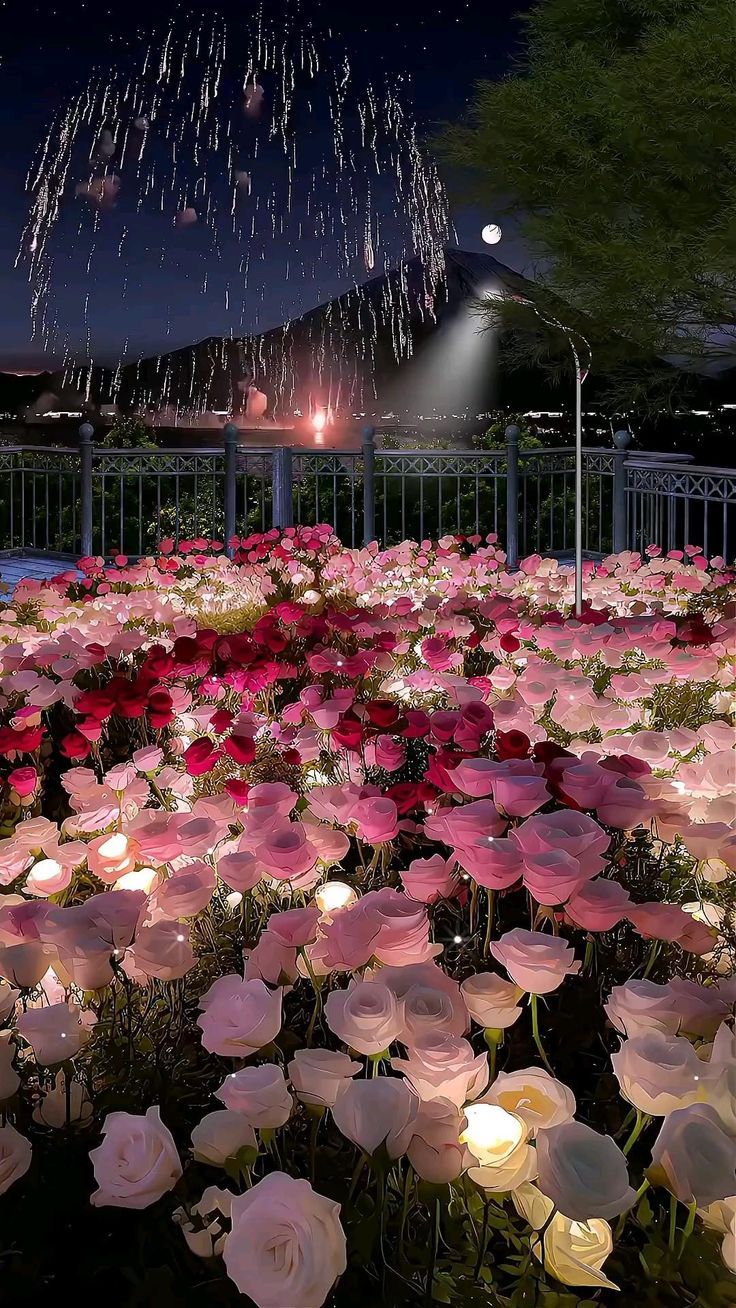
[491,929,580,995]
[392,1033,489,1107]
[401,854,459,904]
[363,888,441,967]
[353,797,399,844]
[325,979,403,1056]
[536,1121,635,1221]
[611,1031,708,1115]
[521,849,592,906]
[223,1172,347,1308]
[126,920,196,981]
[565,880,631,932]
[332,1077,418,1157]
[191,1110,257,1167]
[0,1124,31,1197]
[461,972,524,1030]
[90,1106,182,1209]
[217,849,262,894]
[424,799,506,848]
[650,1104,736,1207]
[17,1002,94,1066]
[310,899,382,972]
[511,810,609,875]
[456,837,523,891]
[408,1098,472,1183]
[266,906,321,949]
[153,862,216,919]
[256,823,319,888]
[288,1048,361,1109]
[197,976,282,1057]
[215,1064,292,1128]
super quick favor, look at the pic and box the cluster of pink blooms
[0,529,732,1305]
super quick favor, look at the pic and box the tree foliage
[439,0,736,406]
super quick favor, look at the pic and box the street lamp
[483,276,591,616]
[481,223,502,246]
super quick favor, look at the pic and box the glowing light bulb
[313,409,327,436]
[225,891,243,911]
[115,867,159,894]
[460,1104,524,1163]
[315,881,357,915]
[29,858,63,887]
[99,833,129,861]
[481,223,502,245]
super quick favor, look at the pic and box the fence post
[79,422,94,556]
[223,424,238,556]
[505,423,520,569]
[362,425,376,546]
[612,430,631,554]
[272,446,294,530]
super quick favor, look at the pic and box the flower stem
[529,993,553,1073]
[483,890,495,957]
[668,1194,678,1253]
[678,1200,698,1257]
[622,1108,651,1157]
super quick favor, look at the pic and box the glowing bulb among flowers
[115,867,159,894]
[461,1103,524,1164]
[25,858,67,897]
[314,881,357,916]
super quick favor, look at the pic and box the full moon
[481,223,502,245]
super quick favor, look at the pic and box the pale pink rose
[266,906,321,949]
[310,900,381,973]
[75,889,146,950]
[217,849,262,893]
[306,783,362,826]
[215,1064,292,1128]
[0,942,51,987]
[0,1032,19,1100]
[153,862,216,919]
[86,832,138,884]
[25,858,73,898]
[408,1097,472,1183]
[392,1033,489,1107]
[605,978,727,1041]
[461,972,524,1030]
[400,979,469,1042]
[492,767,551,818]
[244,934,299,986]
[650,1105,736,1207]
[521,849,592,906]
[401,854,458,904]
[511,810,609,875]
[353,797,399,844]
[490,929,581,995]
[451,758,497,798]
[486,1067,576,1134]
[288,1049,361,1109]
[191,1110,257,1167]
[197,977,282,1057]
[302,820,351,866]
[456,837,523,890]
[126,920,196,981]
[0,980,18,1023]
[17,1002,94,1065]
[628,902,717,955]
[423,799,506,848]
[595,776,651,829]
[256,823,319,887]
[331,1077,418,1157]
[536,1121,635,1221]
[90,1106,182,1208]
[611,1031,709,1115]
[223,1172,347,1308]
[325,979,403,1056]
[364,888,441,967]
[565,879,631,931]
[0,1124,31,1196]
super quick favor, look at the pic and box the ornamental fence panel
[0,427,733,564]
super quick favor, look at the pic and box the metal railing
[0,426,733,563]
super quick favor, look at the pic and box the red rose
[495,729,531,760]
[224,779,250,806]
[331,713,363,752]
[364,700,402,730]
[224,734,257,766]
[75,688,116,720]
[148,688,174,729]
[184,739,221,776]
[60,730,92,760]
[7,766,38,798]
[402,709,431,739]
[499,632,521,654]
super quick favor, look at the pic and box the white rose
[90,1106,182,1209]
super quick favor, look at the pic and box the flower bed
[0,528,734,1307]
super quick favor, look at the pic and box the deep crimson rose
[210,709,235,734]
[386,783,422,815]
[499,632,521,653]
[184,738,222,776]
[224,734,257,765]
[143,648,176,680]
[147,688,174,729]
[0,726,45,755]
[7,767,39,798]
[331,712,363,751]
[532,742,576,767]
[403,709,431,739]
[282,748,302,766]
[216,634,256,666]
[172,635,201,667]
[600,754,652,780]
[75,689,116,720]
[365,700,402,730]
[496,729,531,761]
[224,779,251,805]
[115,683,148,719]
[425,749,467,792]
[60,730,92,760]
[677,617,714,647]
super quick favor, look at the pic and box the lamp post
[483,267,591,617]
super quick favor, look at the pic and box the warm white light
[313,409,327,434]
[225,891,243,911]
[461,1104,524,1162]
[99,833,129,862]
[115,867,159,894]
[29,858,63,887]
[315,881,357,915]
[481,223,502,245]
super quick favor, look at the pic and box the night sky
[0,0,531,369]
